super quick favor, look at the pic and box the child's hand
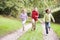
[53,20,55,23]
[39,20,43,24]
[40,22,43,24]
[40,21,45,24]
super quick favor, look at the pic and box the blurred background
[0,0,60,40]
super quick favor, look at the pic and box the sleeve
[43,14,45,22]
[51,14,55,22]
[37,12,39,17]
[36,11,39,18]
[20,14,22,19]
[26,13,28,19]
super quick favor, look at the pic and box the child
[44,9,55,34]
[31,7,39,31]
[20,9,28,31]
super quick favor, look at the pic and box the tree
[0,0,60,18]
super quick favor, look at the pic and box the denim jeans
[45,22,50,34]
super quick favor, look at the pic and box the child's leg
[32,23,35,30]
[45,22,48,34]
[31,22,33,31]
[48,22,50,31]
[34,21,36,30]
[22,20,26,31]
[22,22,24,31]
[23,24,24,31]
[31,19,36,31]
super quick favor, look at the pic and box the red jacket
[32,10,39,21]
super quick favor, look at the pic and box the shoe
[45,34,48,36]
[49,27,50,31]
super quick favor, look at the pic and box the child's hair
[21,9,26,13]
[45,9,51,13]
[33,7,38,11]
[45,9,49,13]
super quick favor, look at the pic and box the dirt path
[41,23,59,40]
[0,23,59,40]
[0,23,32,40]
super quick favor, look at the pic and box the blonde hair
[34,7,38,11]
[21,8,27,13]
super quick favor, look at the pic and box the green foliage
[27,12,31,17]
[0,0,22,17]
[38,13,44,18]
[0,17,22,37]
[52,10,60,23]
[51,23,60,38]
[0,0,60,18]
[18,23,43,40]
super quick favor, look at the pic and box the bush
[4,7,11,15]
[52,10,60,23]
[0,8,4,15]
[38,13,44,18]
[27,12,31,17]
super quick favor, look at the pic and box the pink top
[20,13,28,21]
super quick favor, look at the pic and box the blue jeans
[45,22,50,34]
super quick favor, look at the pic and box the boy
[20,9,28,31]
[44,9,55,34]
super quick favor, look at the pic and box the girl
[20,9,28,31]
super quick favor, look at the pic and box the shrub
[27,12,31,17]
[38,13,44,18]
[52,10,60,23]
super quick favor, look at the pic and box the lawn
[0,16,22,37]
[18,23,43,40]
[1,16,60,40]
[51,23,60,39]
[18,22,60,40]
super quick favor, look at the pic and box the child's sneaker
[49,27,50,31]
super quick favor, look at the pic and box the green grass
[18,23,43,40]
[51,23,60,38]
[0,17,22,37]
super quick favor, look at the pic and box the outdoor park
[0,0,60,40]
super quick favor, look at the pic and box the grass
[0,15,60,40]
[51,23,60,38]
[0,16,22,37]
[18,23,43,40]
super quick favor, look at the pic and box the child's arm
[51,14,55,22]
[38,18,45,24]
[26,13,28,20]
[43,14,45,23]
[38,19,42,23]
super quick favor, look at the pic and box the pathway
[0,23,59,40]
[41,23,59,40]
[0,23,32,40]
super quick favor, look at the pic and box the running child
[20,9,28,31]
[44,8,55,34]
[31,7,39,31]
